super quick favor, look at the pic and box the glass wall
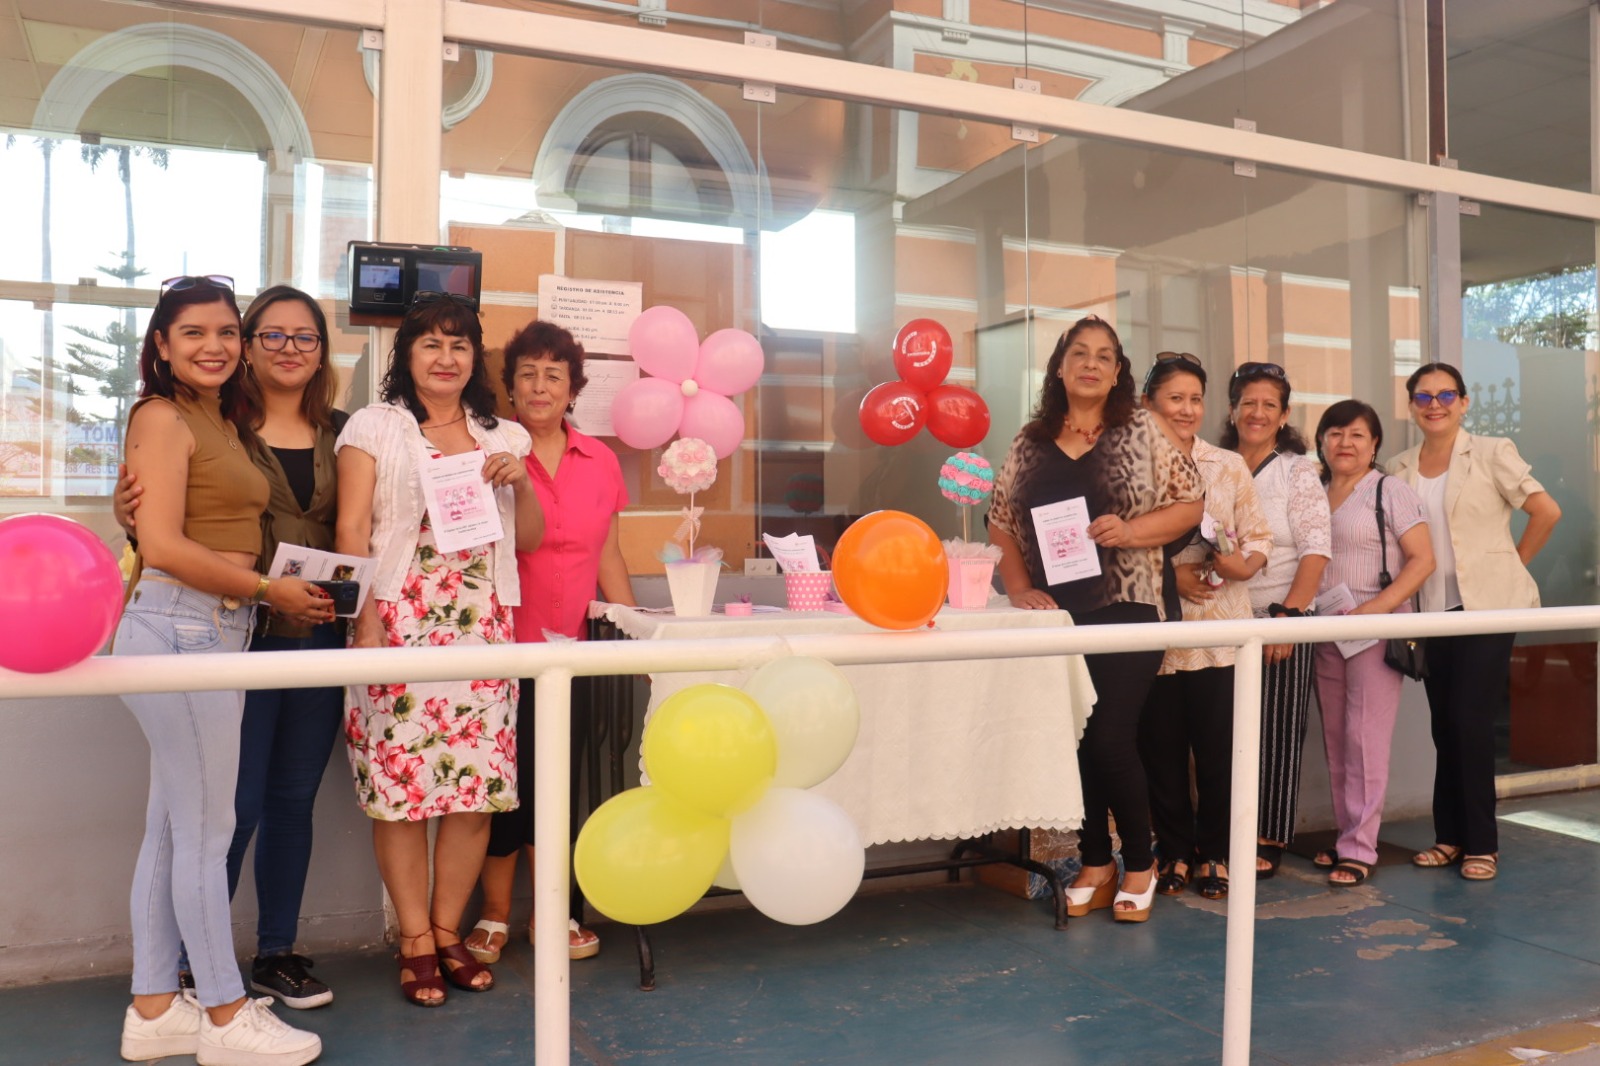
[0,6,374,528]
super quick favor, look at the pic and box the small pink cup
[784,571,833,611]
[946,557,997,609]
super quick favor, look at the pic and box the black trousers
[1074,602,1165,872]
[1139,665,1235,865]
[1422,624,1514,856]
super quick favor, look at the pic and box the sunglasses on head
[411,290,479,311]
[1231,361,1287,383]
[1412,389,1461,408]
[159,274,235,297]
[1143,351,1202,387]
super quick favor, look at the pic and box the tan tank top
[127,393,269,557]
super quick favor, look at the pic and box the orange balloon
[832,510,949,630]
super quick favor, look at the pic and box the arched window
[567,115,734,224]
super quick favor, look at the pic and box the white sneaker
[197,997,322,1066]
[120,990,202,1061]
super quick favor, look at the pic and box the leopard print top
[990,408,1203,619]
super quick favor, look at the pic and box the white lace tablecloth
[596,604,1096,846]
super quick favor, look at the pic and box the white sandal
[1113,865,1159,924]
[464,919,508,964]
[529,918,601,960]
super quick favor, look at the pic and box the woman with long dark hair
[114,275,327,1065]
[336,294,544,1005]
[1219,364,1331,878]
[1312,400,1434,887]
[989,316,1203,923]
[1390,362,1559,882]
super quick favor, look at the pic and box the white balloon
[742,657,860,789]
[730,787,864,925]
[712,851,741,891]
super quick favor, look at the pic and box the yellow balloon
[642,684,777,816]
[574,786,729,926]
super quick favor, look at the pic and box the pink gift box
[946,557,997,609]
[784,571,833,611]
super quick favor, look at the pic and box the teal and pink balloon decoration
[939,450,995,545]
[0,513,124,673]
[611,306,763,460]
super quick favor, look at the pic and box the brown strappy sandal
[434,923,495,992]
[396,931,446,1007]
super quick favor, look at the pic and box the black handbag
[1375,476,1428,680]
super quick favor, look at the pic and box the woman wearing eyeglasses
[336,293,543,1006]
[1137,355,1270,901]
[113,275,328,1065]
[1220,362,1331,879]
[990,316,1203,924]
[115,285,348,1011]
[1389,363,1560,882]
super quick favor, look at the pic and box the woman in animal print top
[990,315,1203,924]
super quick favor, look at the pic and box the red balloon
[832,511,949,630]
[858,381,927,447]
[892,319,954,392]
[925,384,991,448]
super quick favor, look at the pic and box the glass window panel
[1448,0,1591,188]
[0,3,374,518]
[1460,203,1599,772]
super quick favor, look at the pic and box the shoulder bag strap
[1374,474,1393,589]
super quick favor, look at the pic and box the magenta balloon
[0,514,124,673]
[680,392,746,459]
[611,378,685,451]
[694,329,765,397]
[628,306,700,383]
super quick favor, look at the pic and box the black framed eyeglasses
[411,290,479,311]
[251,330,322,353]
[1412,389,1460,409]
[159,274,234,297]
[1230,360,1287,383]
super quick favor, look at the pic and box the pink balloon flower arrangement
[658,436,720,561]
[612,306,764,460]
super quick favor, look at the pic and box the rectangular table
[600,603,1096,848]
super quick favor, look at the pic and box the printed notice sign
[1030,496,1101,586]
[538,275,643,355]
[568,359,640,438]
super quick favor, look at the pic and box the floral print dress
[346,513,519,821]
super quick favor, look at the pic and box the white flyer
[1030,496,1101,585]
[537,275,643,355]
[1313,583,1377,659]
[265,543,375,616]
[420,450,505,554]
[762,532,821,573]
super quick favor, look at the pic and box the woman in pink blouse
[1312,400,1434,887]
[1138,354,1271,901]
[463,320,636,965]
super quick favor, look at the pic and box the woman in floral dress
[336,294,544,1006]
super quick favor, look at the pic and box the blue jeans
[114,571,254,1008]
[224,624,344,957]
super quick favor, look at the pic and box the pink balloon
[611,378,685,451]
[628,306,700,383]
[0,514,124,673]
[694,329,765,397]
[680,392,745,459]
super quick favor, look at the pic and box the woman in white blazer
[1389,362,1560,882]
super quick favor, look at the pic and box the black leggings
[1073,602,1165,872]
[1422,625,1514,856]
[1139,666,1235,865]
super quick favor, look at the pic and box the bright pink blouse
[511,424,629,644]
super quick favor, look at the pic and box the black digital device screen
[415,260,478,301]
[358,263,401,292]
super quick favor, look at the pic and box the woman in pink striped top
[1311,400,1434,887]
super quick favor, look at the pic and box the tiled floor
[7,791,1600,1065]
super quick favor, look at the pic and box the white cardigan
[337,401,532,604]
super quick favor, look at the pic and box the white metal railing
[6,604,1600,1065]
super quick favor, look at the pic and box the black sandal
[1328,859,1372,886]
[1156,859,1191,896]
[1196,860,1229,900]
[1312,849,1338,869]
[1257,843,1283,881]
